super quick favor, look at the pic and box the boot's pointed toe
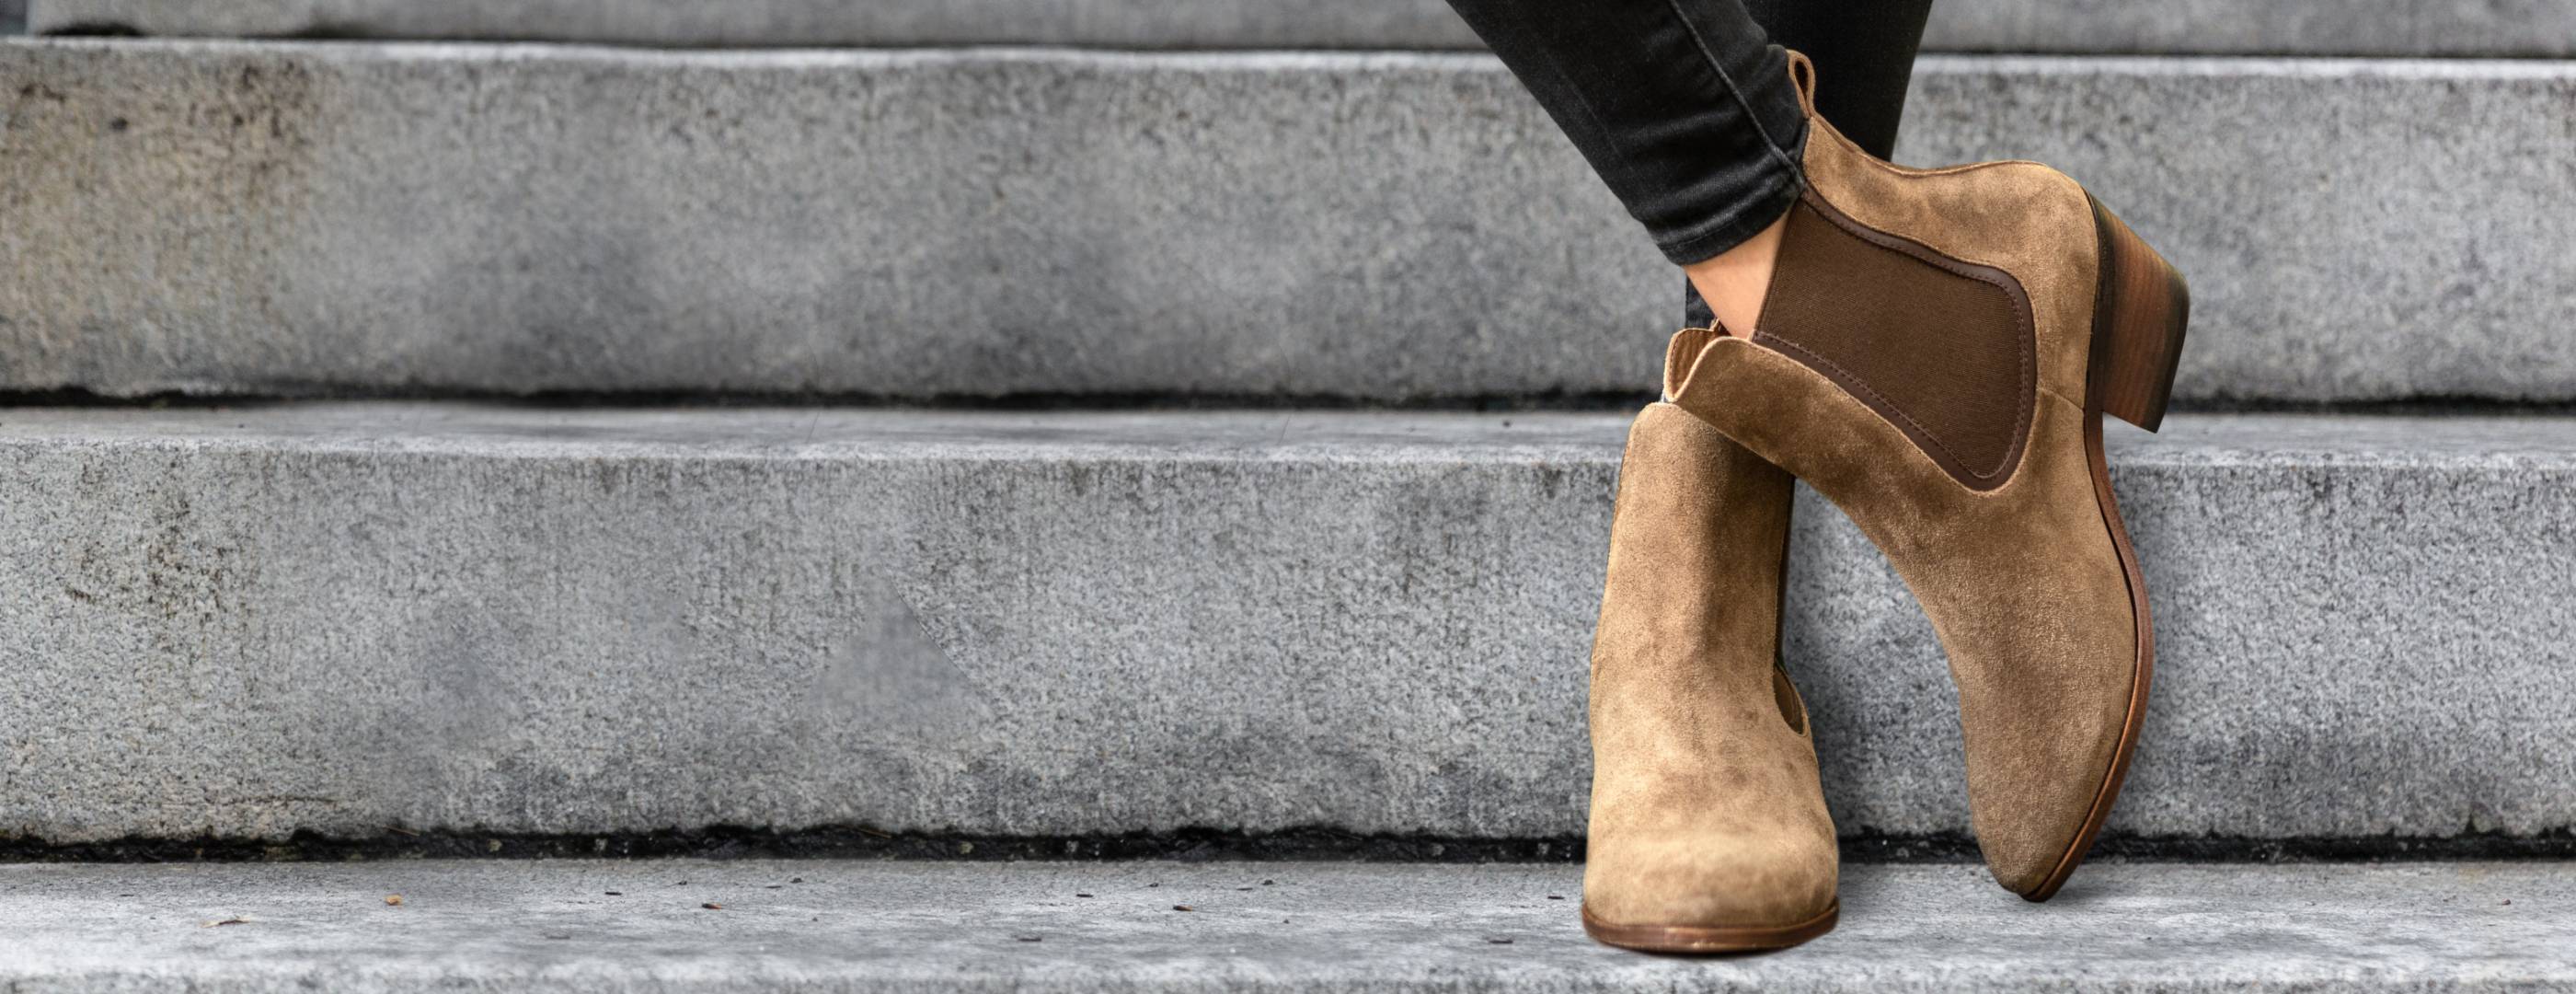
[1666,52,2186,901]
[1582,822,1841,948]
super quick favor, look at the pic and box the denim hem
[1651,162,1805,266]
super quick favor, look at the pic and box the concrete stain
[1,43,327,387]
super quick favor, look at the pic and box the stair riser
[0,409,2567,843]
[27,0,2576,56]
[4,42,2572,403]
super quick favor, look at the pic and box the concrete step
[28,0,2575,56]
[4,40,2570,404]
[0,860,2569,990]
[0,404,2568,843]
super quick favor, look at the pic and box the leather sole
[1580,900,1840,954]
[2018,196,2188,903]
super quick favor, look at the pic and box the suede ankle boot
[1663,52,2189,901]
[1581,337,1839,953]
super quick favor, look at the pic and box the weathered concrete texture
[27,0,2576,55]
[25,0,1488,49]
[4,41,2573,403]
[0,861,2570,991]
[1920,0,2576,56]
[0,406,2570,843]
[1900,58,2576,407]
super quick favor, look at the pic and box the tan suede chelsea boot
[1663,52,2189,901]
[1581,332,1840,953]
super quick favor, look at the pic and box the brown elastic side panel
[1754,194,2037,490]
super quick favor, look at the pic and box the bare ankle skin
[1681,214,1788,340]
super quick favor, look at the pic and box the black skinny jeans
[1443,0,1937,270]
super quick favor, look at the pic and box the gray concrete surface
[1920,0,2576,56]
[4,41,2572,403]
[0,405,2570,843]
[26,0,1486,49]
[27,0,2576,55]
[0,861,2569,991]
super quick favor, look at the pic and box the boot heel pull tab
[1784,49,1818,117]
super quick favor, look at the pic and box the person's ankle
[1681,214,1788,340]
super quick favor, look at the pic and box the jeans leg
[1742,0,1937,160]
[1444,0,1811,266]
[1684,0,1939,329]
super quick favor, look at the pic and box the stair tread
[0,860,2568,990]
[24,0,2576,56]
[5,404,2576,460]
